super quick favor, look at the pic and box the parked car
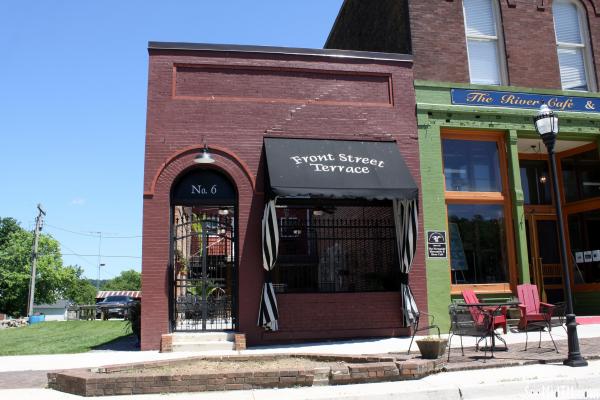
[96,296,137,320]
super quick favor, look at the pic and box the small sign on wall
[576,252,584,263]
[427,231,447,259]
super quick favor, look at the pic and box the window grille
[272,206,400,293]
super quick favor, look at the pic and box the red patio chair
[517,284,556,330]
[461,289,508,334]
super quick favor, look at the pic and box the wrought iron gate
[171,207,235,331]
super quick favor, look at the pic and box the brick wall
[142,46,423,349]
[409,0,600,88]
[329,0,600,90]
[408,0,470,83]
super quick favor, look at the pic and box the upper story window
[463,0,506,85]
[553,0,596,91]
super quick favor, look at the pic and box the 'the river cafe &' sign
[451,89,600,113]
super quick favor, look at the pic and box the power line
[104,234,142,239]
[61,253,141,259]
[45,223,99,237]
[44,223,141,238]
[59,242,96,268]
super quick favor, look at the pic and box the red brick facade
[328,0,600,90]
[410,0,600,88]
[142,45,424,350]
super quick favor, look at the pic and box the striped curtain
[258,200,280,330]
[393,198,419,326]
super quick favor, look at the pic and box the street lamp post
[533,104,587,367]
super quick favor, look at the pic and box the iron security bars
[172,206,235,332]
[273,206,400,293]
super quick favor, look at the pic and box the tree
[0,218,78,316]
[0,217,20,248]
[64,267,98,305]
[101,269,141,291]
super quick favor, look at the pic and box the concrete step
[171,341,234,352]
[171,332,234,344]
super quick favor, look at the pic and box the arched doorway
[170,169,237,331]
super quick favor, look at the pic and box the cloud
[70,197,86,206]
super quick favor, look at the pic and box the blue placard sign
[451,89,600,113]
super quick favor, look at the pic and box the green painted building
[416,81,600,328]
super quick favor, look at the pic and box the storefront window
[443,139,502,192]
[568,209,600,284]
[442,133,513,287]
[449,204,508,284]
[520,160,552,205]
[273,204,400,293]
[561,149,600,203]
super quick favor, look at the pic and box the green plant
[187,279,220,298]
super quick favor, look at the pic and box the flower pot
[416,338,448,359]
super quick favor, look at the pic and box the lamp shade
[533,104,559,137]
[194,146,215,164]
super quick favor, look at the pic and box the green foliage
[0,217,83,317]
[101,269,141,291]
[0,217,20,248]
[65,267,98,305]
[0,320,131,355]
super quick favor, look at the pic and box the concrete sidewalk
[2,324,600,373]
[2,324,600,398]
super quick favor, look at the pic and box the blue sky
[0,1,343,279]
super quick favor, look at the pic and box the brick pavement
[418,335,600,372]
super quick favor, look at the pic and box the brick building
[141,43,423,350]
[327,0,600,328]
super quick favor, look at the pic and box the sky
[0,1,343,280]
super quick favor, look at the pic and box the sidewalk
[2,323,600,398]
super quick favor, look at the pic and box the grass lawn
[0,320,132,356]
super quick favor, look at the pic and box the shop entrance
[170,169,237,332]
[519,139,599,304]
[525,213,564,303]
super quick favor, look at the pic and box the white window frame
[553,0,597,92]
[463,0,508,86]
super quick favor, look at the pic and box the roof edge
[324,0,349,48]
[148,41,412,63]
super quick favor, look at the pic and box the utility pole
[94,232,104,290]
[27,204,46,317]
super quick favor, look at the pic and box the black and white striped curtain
[393,198,419,326]
[258,200,280,330]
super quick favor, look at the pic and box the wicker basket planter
[416,338,448,359]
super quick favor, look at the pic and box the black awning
[264,138,418,200]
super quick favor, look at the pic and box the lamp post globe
[533,104,587,367]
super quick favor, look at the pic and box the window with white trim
[553,0,596,91]
[463,0,506,85]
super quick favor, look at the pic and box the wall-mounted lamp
[539,175,547,184]
[312,208,324,216]
[218,208,230,216]
[194,144,215,164]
